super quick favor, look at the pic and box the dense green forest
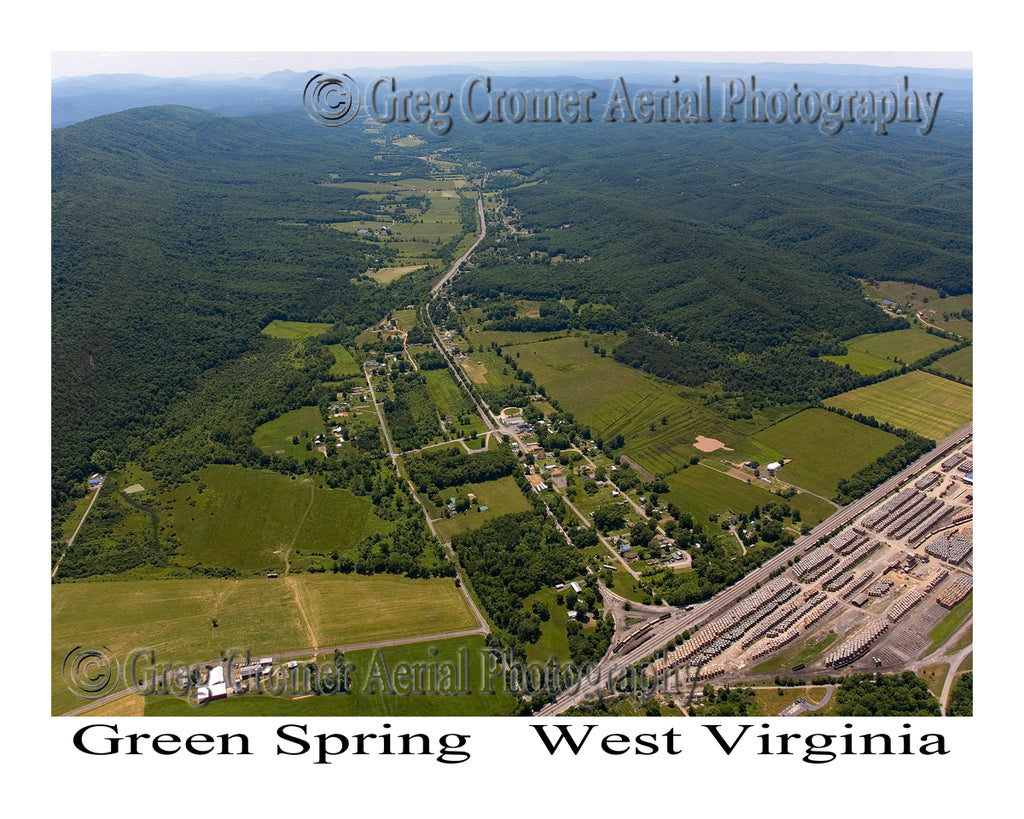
[831,672,942,716]
[448,115,969,401]
[52,106,432,509]
[452,511,584,644]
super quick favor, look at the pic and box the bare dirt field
[694,435,733,453]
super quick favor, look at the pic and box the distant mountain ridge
[52,62,972,128]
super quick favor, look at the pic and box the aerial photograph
[51,50,974,731]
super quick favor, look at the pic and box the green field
[822,328,956,375]
[927,592,973,653]
[927,346,973,385]
[327,344,361,377]
[748,633,840,675]
[141,636,518,716]
[289,573,478,646]
[161,465,390,573]
[261,320,332,339]
[253,406,326,458]
[430,476,534,541]
[326,181,470,267]
[861,280,974,340]
[497,335,766,474]
[521,586,573,666]
[422,367,484,435]
[825,370,973,440]
[52,577,306,715]
[754,408,903,497]
[290,485,393,560]
[662,462,836,526]
[53,573,479,716]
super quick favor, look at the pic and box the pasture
[162,466,314,573]
[825,370,973,440]
[496,335,775,474]
[289,484,393,559]
[754,408,903,497]
[53,574,480,716]
[423,368,475,421]
[430,476,533,541]
[823,328,956,375]
[327,344,361,377]
[253,406,326,459]
[860,280,974,340]
[327,179,469,267]
[662,462,836,526]
[161,465,390,573]
[927,346,973,385]
[364,266,423,286]
[142,636,518,716]
[261,320,332,340]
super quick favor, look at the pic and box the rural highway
[431,195,486,296]
[536,421,972,715]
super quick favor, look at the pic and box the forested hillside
[52,89,971,511]
[52,106,428,507]
[447,117,970,400]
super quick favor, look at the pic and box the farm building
[196,666,228,704]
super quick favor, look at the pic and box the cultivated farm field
[754,408,903,497]
[142,636,518,717]
[823,327,957,375]
[52,577,307,715]
[493,334,787,474]
[53,573,478,716]
[662,462,836,526]
[927,346,973,385]
[825,370,972,440]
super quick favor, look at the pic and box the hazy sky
[51,51,972,80]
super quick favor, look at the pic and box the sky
[51,50,972,80]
